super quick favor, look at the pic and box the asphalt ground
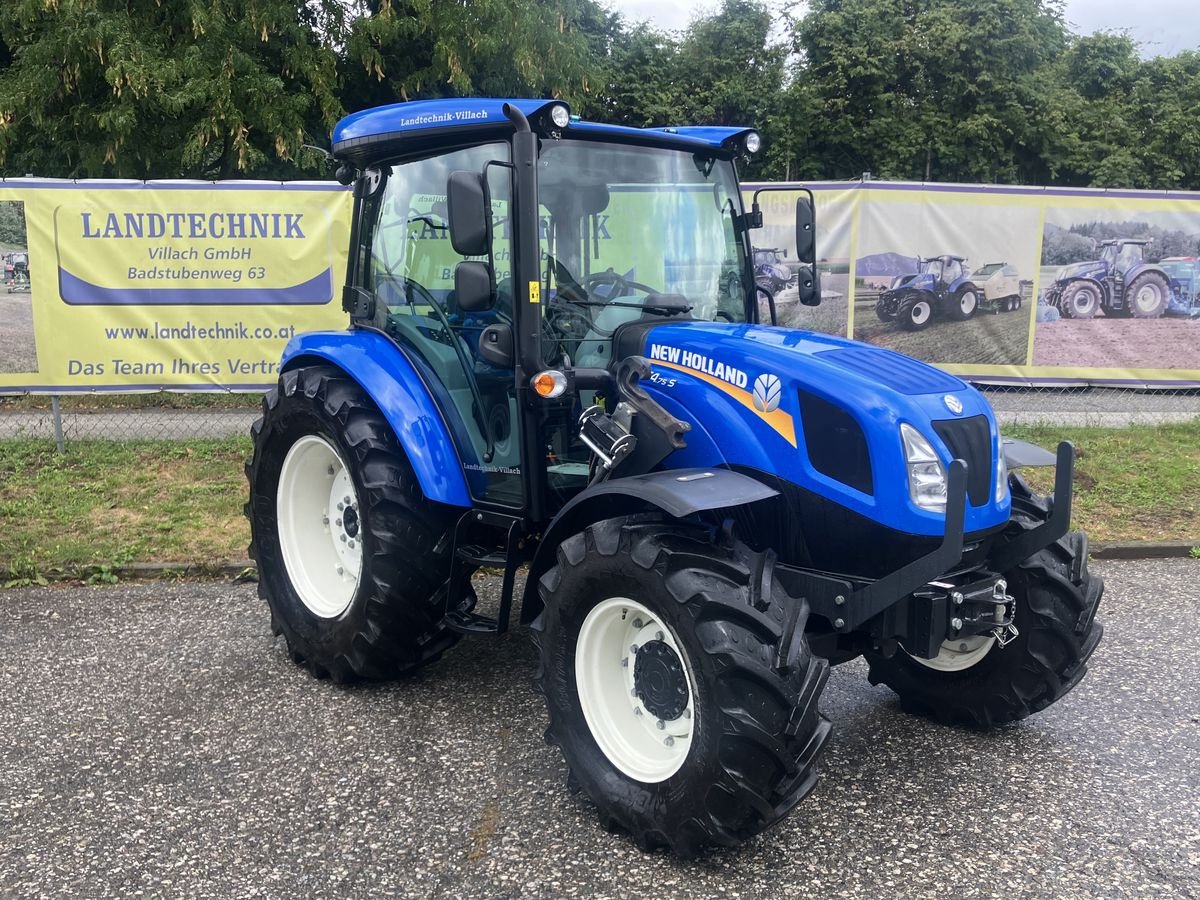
[1,559,1198,899]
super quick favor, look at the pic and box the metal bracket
[988,441,1075,575]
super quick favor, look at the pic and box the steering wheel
[583,268,660,300]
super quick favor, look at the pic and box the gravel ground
[1,560,1198,898]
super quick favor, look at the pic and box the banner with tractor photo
[3,178,1200,393]
[752,181,1200,387]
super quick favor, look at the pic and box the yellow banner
[3,178,1199,392]
[0,181,350,391]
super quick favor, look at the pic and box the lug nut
[344,496,351,505]
[335,518,342,527]
[665,736,675,747]
[655,630,664,641]
[834,618,845,629]
[336,565,344,575]
[959,642,969,652]
[340,535,347,543]
[337,502,344,511]
[834,595,845,606]
[951,617,964,630]
[656,720,665,730]
[632,618,644,629]
[952,591,964,605]
[348,540,355,549]
[630,644,638,654]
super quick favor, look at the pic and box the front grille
[932,415,992,506]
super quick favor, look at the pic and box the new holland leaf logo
[752,373,782,413]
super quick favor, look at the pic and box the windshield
[919,259,942,275]
[536,140,748,364]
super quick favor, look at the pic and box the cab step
[445,609,502,636]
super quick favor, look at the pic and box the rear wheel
[1126,271,1170,318]
[898,293,934,331]
[1060,281,1100,318]
[864,478,1104,727]
[534,518,830,856]
[246,365,471,681]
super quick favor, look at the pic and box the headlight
[548,103,571,129]
[995,444,1009,502]
[901,423,947,512]
[744,131,762,154]
[890,275,905,289]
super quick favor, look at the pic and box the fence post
[50,395,65,452]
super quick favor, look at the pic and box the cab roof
[331,98,756,165]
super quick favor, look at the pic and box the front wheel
[864,479,1104,727]
[245,365,471,681]
[534,519,830,856]
[1126,270,1170,318]
[1060,281,1100,318]
[898,293,934,331]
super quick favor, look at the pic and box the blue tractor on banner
[1044,238,1173,319]
[873,254,984,331]
[245,98,1104,856]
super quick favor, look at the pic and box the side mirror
[447,170,489,256]
[455,261,494,313]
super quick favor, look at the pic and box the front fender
[520,467,779,623]
[280,329,472,508]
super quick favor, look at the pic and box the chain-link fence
[2,383,1199,448]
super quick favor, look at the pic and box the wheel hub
[634,640,689,721]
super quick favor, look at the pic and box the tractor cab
[1099,238,1147,275]
[918,254,966,290]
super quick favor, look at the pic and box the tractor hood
[889,272,932,292]
[636,320,1009,538]
[1054,260,1105,283]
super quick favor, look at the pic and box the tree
[0,0,346,179]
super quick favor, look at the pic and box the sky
[604,0,1199,58]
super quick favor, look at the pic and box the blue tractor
[874,254,981,331]
[1044,238,1172,319]
[245,99,1104,856]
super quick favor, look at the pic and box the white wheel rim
[910,634,995,672]
[276,435,362,618]
[575,597,697,783]
[911,301,931,325]
[1074,289,1096,314]
[960,291,977,314]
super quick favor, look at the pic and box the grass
[0,437,252,581]
[1007,421,1200,543]
[1,421,1198,582]
[0,392,261,411]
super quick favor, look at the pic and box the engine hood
[636,321,1008,537]
[1055,260,1105,282]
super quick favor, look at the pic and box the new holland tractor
[1044,238,1172,319]
[873,254,982,331]
[245,98,1105,856]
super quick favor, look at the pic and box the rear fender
[520,468,779,623]
[280,330,472,508]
